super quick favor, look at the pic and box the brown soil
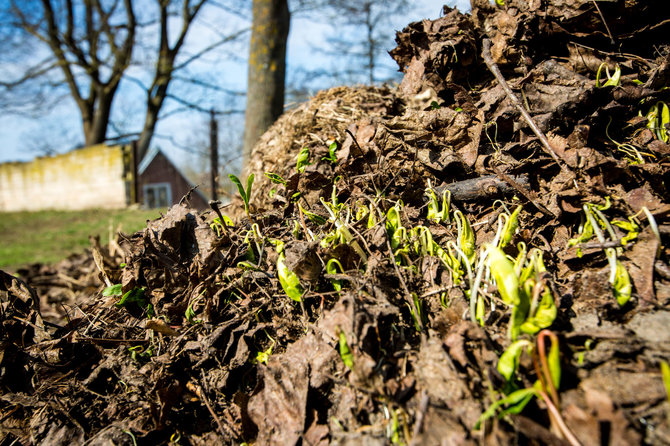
[2,1,670,445]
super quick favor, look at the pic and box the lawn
[0,207,161,272]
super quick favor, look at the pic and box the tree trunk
[242,0,290,169]
[83,86,117,146]
[135,96,165,163]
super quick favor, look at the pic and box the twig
[591,0,615,45]
[179,185,200,205]
[481,39,573,174]
[409,390,429,446]
[536,330,560,408]
[568,239,627,250]
[537,389,583,446]
[420,285,456,299]
[492,169,556,218]
[434,174,529,202]
[208,200,230,236]
[188,380,228,441]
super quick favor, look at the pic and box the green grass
[0,208,161,272]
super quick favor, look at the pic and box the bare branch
[170,75,245,96]
[173,26,249,71]
[163,93,245,115]
[0,57,60,89]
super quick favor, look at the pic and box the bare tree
[242,0,290,166]
[315,0,411,85]
[0,0,247,161]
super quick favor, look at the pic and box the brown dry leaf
[145,319,179,336]
[625,227,659,306]
[247,346,310,446]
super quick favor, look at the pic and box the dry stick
[537,389,583,446]
[591,0,616,45]
[409,390,430,446]
[191,380,228,441]
[434,174,529,202]
[209,200,230,236]
[492,168,556,218]
[481,39,573,175]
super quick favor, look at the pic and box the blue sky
[0,1,470,168]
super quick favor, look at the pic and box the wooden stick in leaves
[481,39,573,175]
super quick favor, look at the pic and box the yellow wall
[0,144,129,211]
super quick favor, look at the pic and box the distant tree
[318,0,411,85]
[242,0,290,166]
[0,0,246,161]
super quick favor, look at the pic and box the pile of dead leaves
[2,1,670,444]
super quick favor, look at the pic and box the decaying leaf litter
[2,1,670,444]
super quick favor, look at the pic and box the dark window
[143,183,171,208]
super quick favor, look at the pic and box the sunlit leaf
[326,258,344,292]
[474,387,536,430]
[521,285,556,335]
[455,211,475,263]
[297,147,311,173]
[264,172,287,185]
[613,260,632,306]
[488,246,519,306]
[102,283,122,296]
[500,205,522,248]
[274,240,304,302]
[338,330,354,369]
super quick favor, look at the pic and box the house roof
[138,145,210,203]
[137,145,161,175]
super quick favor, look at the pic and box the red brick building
[137,146,208,210]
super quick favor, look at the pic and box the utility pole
[209,109,219,201]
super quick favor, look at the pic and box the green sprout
[338,330,354,370]
[298,203,327,225]
[407,292,426,332]
[210,214,233,238]
[321,141,339,164]
[454,210,475,263]
[320,197,368,264]
[273,239,304,302]
[476,330,570,442]
[355,201,378,229]
[485,246,556,338]
[646,101,670,142]
[102,283,123,297]
[229,173,255,220]
[326,258,345,292]
[612,260,632,306]
[611,216,640,246]
[264,171,287,185]
[297,147,311,173]
[128,345,154,362]
[185,292,205,324]
[254,334,275,365]
[425,180,450,224]
[568,200,633,306]
[488,246,519,307]
[661,361,670,415]
[595,62,621,88]
[114,286,155,318]
[385,202,411,264]
[238,223,264,269]
[499,205,522,248]
[497,339,533,383]
[605,116,650,165]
